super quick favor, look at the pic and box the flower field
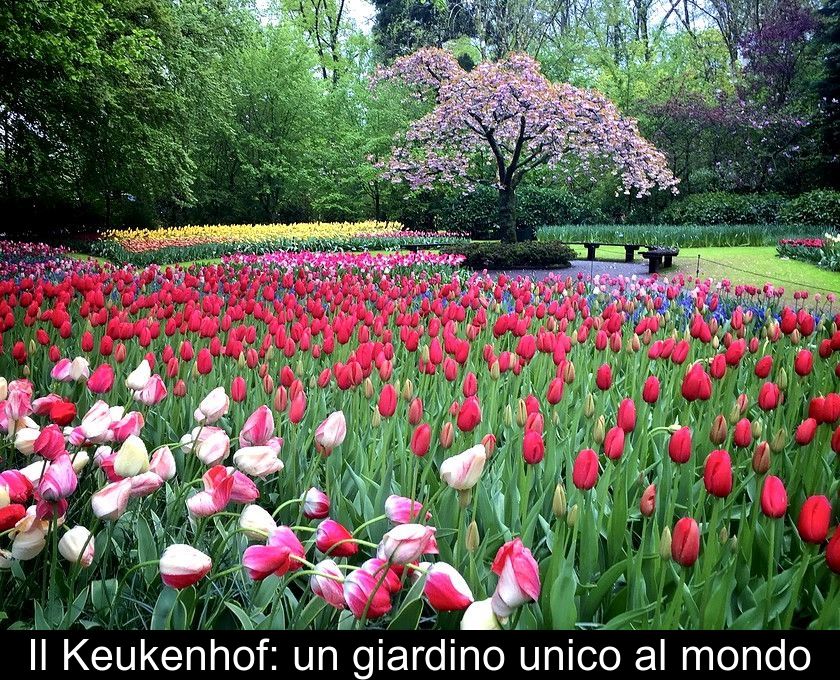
[89,222,468,266]
[0,240,839,631]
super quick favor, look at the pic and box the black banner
[7,631,835,675]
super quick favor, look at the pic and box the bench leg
[664,255,673,267]
[586,245,596,261]
[648,257,661,274]
[624,246,635,263]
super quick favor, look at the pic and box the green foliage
[661,192,788,225]
[538,223,821,248]
[442,240,576,269]
[779,190,840,226]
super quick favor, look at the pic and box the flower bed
[777,235,840,271]
[88,222,468,265]
[0,240,838,631]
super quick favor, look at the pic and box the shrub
[660,192,786,225]
[442,240,575,269]
[779,190,840,226]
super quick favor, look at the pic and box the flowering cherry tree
[374,48,679,242]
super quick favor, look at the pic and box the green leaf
[388,598,423,630]
[135,515,158,584]
[151,588,178,630]
[225,602,255,630]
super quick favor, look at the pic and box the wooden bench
[641,247,680,274]
[580,242,645,263]
[404,242,448,253]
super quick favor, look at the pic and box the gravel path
[485,258,652,280]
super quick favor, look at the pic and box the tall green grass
[537,224,824,248]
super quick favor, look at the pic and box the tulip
[193,429,231,466]
[38,453,78,501]
[343,568,392,620]
[709,415,728,445]
[440,444,486,490]
[572,448,599,490]
[460,598,501,630]
[522,430,545,464]
[668,426,692,464]
[149,446,177,481]
[608,414,633,452]
[794,418,817,446]
[681,363,712,401]
[642,375,660,403]
[671,517,700,566]
[360,558,402,593]
[797,495,831,544]
[91,479,132,521]
[239,406,280,450]
[310,559,345,609]
[760,475,788,518]
[303,487,330,519]
[113,435,150,478]
[421,562,474,612]
[314,411,346,453]
[0,470,33,503]
[316,518,357,557]
[758,382,781,411]
[640,483,656,517]
[794,349,813,377]
[51,358,73,382]
[703,449,732,498]
[194,387,229,424]
[377,523,437,564]
[0,504,26,532]
[617,398,636,432]
[159,544,212,589]
[129,471,165,498]
[49,401,76,426]
[752,440,772,473]
[233,446,283,478]
[456,396,482,432]
[14,427,40,455]
[410,423,431,457]
[490,538,541,618]
[733,418,752,448]
[12,523,47,561]
[595,363,612,390]
[239,504,277,540]
[87,364,115,393]
[378,384,397,418]
[125,360,152,391]
[826,527,840,574]
[59,526,95,567]
[134,374,167,406]
[243,526,305,579]
[384,495,430,524]
[230,376,246,403]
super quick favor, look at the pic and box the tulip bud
[777,367,788,390]
[503,404,513,427]
[769,427,787,453]
[751,418,763,439]
[593,416,606,445]
[752,441,771,474]
[709,415,728,445]
[640,483,656,517]
[363,378,374,399]
[659,526,672,561]
[583,393,595,418]
[489,361,501,380]
[439,422,454,449]
[552,484,567,518]
[401,379,413,401]
[466,520,480,552]
[566,504,579,527]
[718,526,729,544]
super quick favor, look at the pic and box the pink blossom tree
[373,48,679,242]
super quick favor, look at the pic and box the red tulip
[754,355,772,378]
[603,426,625,460]
[827,527,840,574]
[733,418,752,448]
[760,475,788,518]
[795,418,818,446]
[640,483,656,517]
[196,348,213,374]
[159,544,212,589]
[797,495,831,544]
[595,363,612,390]
[490,538,541,617]
[668,427,692,463]
[703,449,732,498]
[316,519,357,557]
[410,423,431,457]
[522,430,545,465]
[378,384,397,418]
[303,487,330,519]
[0,504,26,531]
[456,396,481,432]
[671,517,700,566]
[758,382,781,411]
[572,448,599,490]
[230,376,246,403]
[642,376,660,403]
[794,349,813,376]
[546,377,564,405]
[617,398,636,433]
[343,568,391,620]
[681,363,712,401]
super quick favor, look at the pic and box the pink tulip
[303,487,330,519]
[343,568,392,619]
[87,364,115,394]
[440,444,487,490]
[314,411,346,453]
[129,471,165,498]
[316,518,357,557]
[243,526,305,580]
[91,479,132,520]
[421,561,474,611]
[239,406,281,451]
[490,538,541,618]
[33,424,66,461]
[38,453,78,501]
[149,446,177,481]
[310,559,345,609]
[194,387,229,424]
[377,523,437,564]
[384,495,430,523]
[108,411,144,443]
[187,466,234,517]
[51,358,73,382]
[233,446,283,478]
[134,374,167,406]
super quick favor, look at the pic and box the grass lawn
[572,245,840,295]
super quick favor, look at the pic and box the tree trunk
[498,186,517,243]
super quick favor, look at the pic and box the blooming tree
[373,48,679,242]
